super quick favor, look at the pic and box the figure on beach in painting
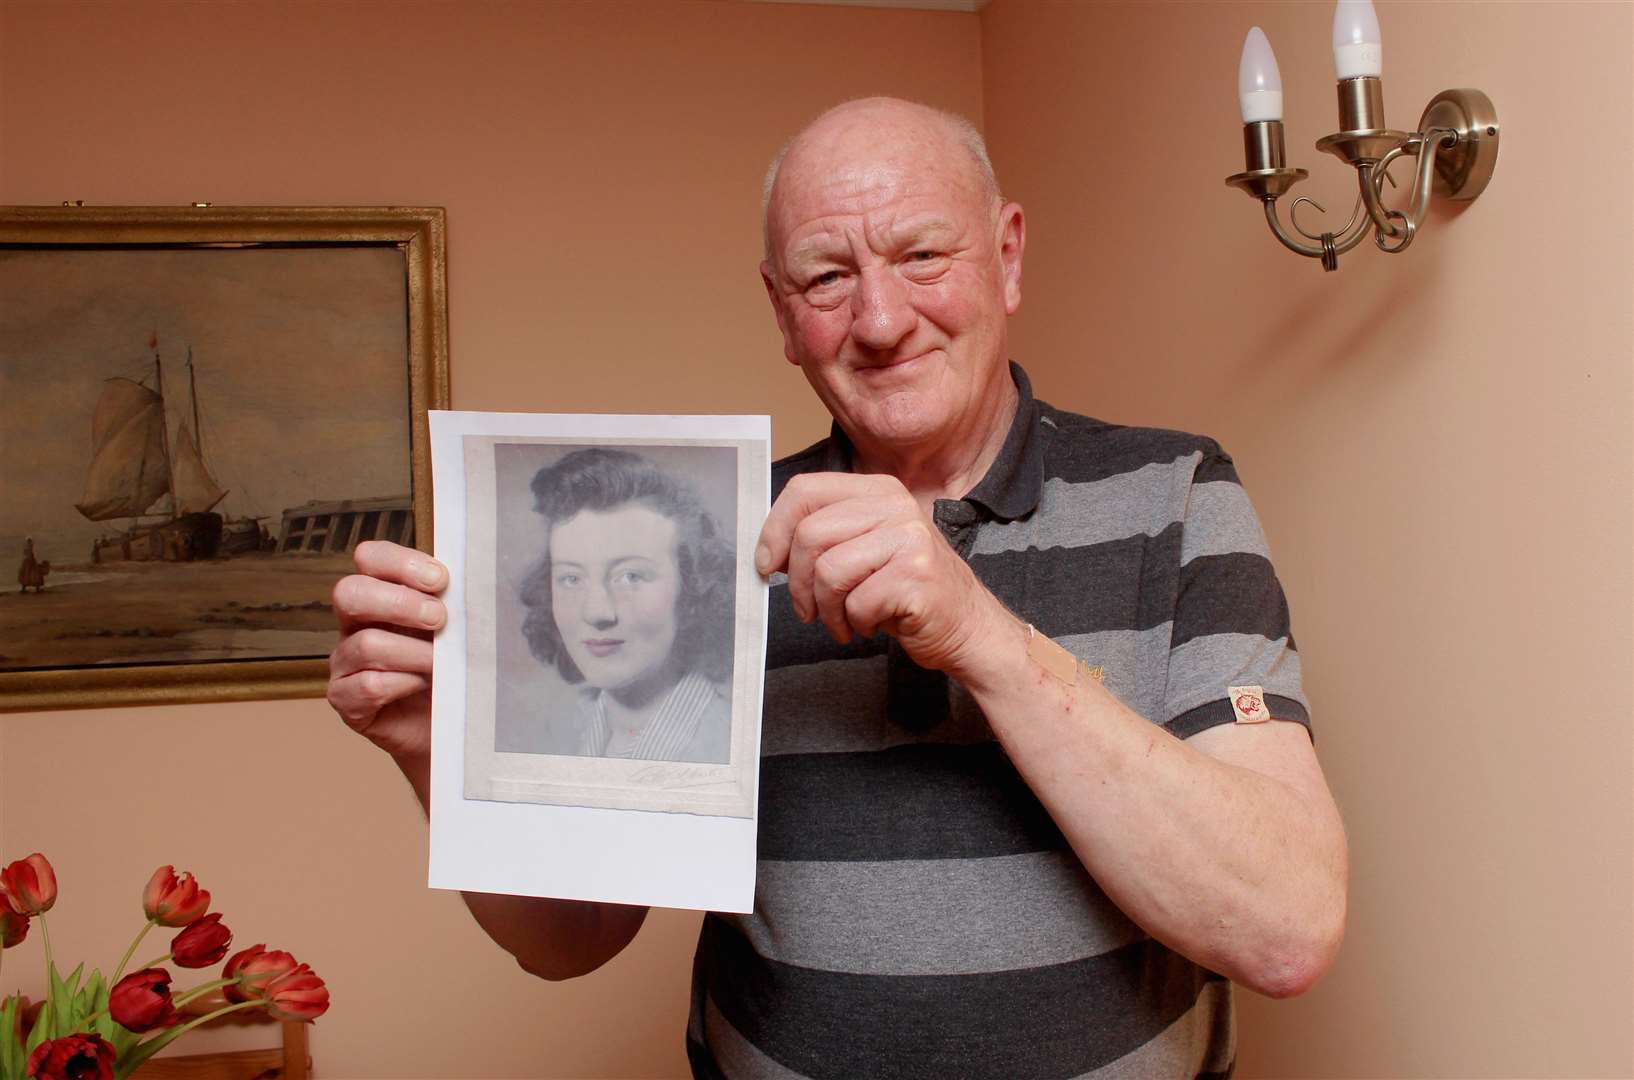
[519,448,736,764]
[16,538,50,594]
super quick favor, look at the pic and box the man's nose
[581,583,617,626]
[849,266,914,352]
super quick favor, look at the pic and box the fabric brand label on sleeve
[1229,685,1269,723]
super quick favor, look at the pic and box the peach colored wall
[7,1,1631,1077]
[981,1,1633,1077]
[0,1,981,1076]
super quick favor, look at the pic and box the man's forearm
[955,615,1347,998]
[394,750,649,981]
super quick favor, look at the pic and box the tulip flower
[108,968,180,1033]
[263,963,330,1023]
[9,996,32,1045]
[19,997,45,1041]
[141,866,210,927]
[171,912,232,968]
[1,908,27,948]
[24,1033,116,1080]
[222,944,297,1004]
[1,853,57,915]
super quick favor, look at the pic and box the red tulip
[141,866,209,927]
[1,908,27,948]
[1,854,56,915]
[20,997,45,1038]
[108,968,180,1033]
[24,1034,116,1080]
[263,963,329,1023]
[222,944,297,1004]
[171,912,232,968]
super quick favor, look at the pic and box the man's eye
[908,250,942,262]
[812,270,842,287]
[612,570,650,586]
[555,573,582,588]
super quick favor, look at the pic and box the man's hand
[755,472,1009,675]
[327,540,447,762]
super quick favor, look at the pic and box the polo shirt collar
[817,360,1043,522]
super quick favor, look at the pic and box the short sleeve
[1161,447,1311,741]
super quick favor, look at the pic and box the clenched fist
[754,472,1013,678]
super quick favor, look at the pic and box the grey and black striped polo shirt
[688,364,1309,1079]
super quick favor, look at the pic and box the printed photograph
[452,424,767,820]
[495,442,739,764]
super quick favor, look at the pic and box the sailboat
[76,334,229,563]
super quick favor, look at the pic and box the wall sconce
[1225,0,1499,271]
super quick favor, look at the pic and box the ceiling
[738,0,988,13]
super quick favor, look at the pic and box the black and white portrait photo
[502,444,737,765]
[433,410,767,885]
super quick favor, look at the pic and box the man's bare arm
[327,540,648,981]
[950,614,1346,998]
[759,472,1347,998]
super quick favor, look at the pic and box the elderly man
[328,97,1347,1079]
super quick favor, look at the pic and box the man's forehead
[771,155,982,257]
[783,207,964,263]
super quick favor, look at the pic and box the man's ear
[998,202,1025,315]
[761,260,800,366]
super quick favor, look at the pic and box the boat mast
[187,345,202,461]
[155,345,177,518]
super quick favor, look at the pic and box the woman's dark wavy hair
[520,448,736,685]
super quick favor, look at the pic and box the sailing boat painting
[78,338,233,563]
[0,232,439,708]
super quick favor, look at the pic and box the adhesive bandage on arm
[1026,624,1104,687]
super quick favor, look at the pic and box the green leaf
[108,1023,141,1062]
[46,960,65,1040]
[46,961,84,1039]
[0,994,20,1080]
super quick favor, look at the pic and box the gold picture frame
[0,206,449,711]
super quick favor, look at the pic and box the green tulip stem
[133,952,174,974]
[111,919,157,985]
[168,996,265,1033]
[170,977,238,1009]
[117,998,269,1079]
[36,914,53,976]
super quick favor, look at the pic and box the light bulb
[1332,0,1383,79]
[1238,27,1284,123]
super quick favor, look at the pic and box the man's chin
[849,389,955,449]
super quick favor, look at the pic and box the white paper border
[429,410,769,912]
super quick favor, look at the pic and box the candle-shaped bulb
[1238,27,1284,123]
[1332,0,1383,79]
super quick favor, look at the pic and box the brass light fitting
[1225,1,1499,272]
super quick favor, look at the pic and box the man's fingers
[757,472,904,575]
[327,668,429,730]
[784,496,901,622]
[353,540,447,593]
[333,573,446,635]
[809,528,909,644]
[331,626,433,680]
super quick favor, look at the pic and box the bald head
[762,98,1000,256]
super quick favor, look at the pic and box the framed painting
[0,206,449,711]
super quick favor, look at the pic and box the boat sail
[74,378,172,521]
[78,337,229,562]
[170,420,228,516]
